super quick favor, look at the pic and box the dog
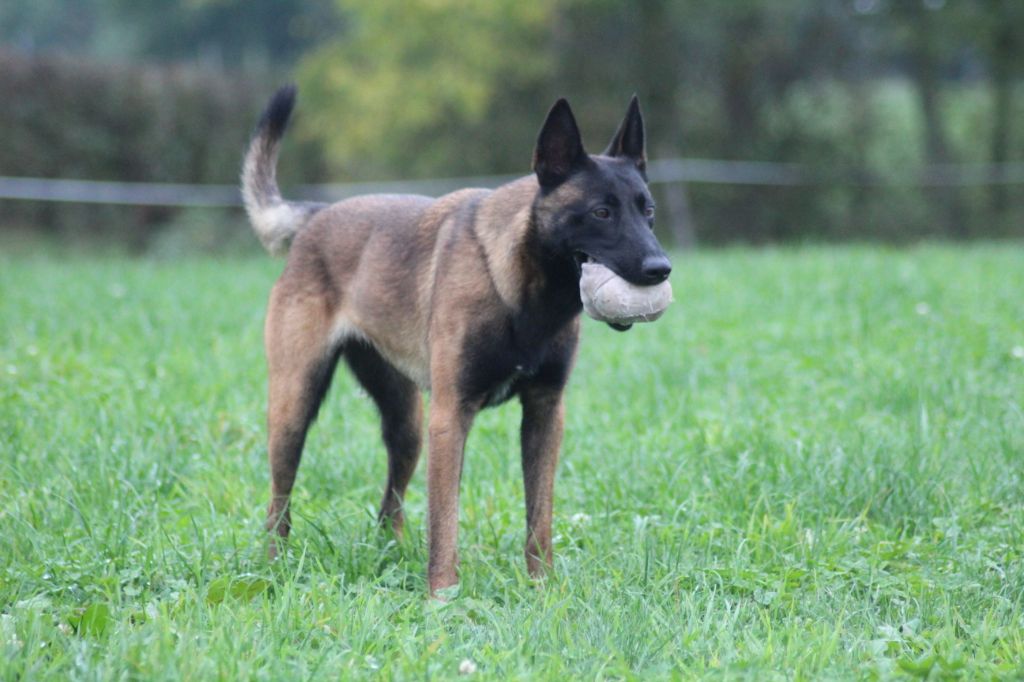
[241,85,671,595]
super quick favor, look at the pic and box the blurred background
[1,0,1022,254]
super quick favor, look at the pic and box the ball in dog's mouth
[578,259,673,327]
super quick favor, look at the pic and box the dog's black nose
[640,255,672,284]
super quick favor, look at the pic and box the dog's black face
[557,157,669,285]
[532,96,671,330]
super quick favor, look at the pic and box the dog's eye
[644,206,655,219]
[592,207,611,220]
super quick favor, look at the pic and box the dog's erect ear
[533,98,587,188]
[604,94,646,174]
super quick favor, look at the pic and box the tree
[1,0,340,68]
[296,0,553,178]
[975,0,1024,220]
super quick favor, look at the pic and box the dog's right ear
[533,98,587,188]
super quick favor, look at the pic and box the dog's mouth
[573,251,633,332]
[572,250,590,277]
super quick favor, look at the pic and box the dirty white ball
[579,262,673,324]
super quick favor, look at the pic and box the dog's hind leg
[264,289,341,558]
[343,342,423,537]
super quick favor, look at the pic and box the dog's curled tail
[241,85,326,256]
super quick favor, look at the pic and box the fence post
[661,180,696,250]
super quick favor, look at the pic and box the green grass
[1,244,1023,680]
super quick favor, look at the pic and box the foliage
[297,0,553,178]
[290,0,1024,243]
[0,0,340,67]
[2,245,1024,677]
[2,0,1024,245]
[0,50,327,250]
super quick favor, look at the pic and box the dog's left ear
[604,94,646,176]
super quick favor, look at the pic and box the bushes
[682,79,1024,245]
[0,50,327,250]
[0,48,1020,251]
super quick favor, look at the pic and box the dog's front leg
[426,391,477,596]
[520,385,565,578]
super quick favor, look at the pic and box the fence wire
[2,159,1024,208]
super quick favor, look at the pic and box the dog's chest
[481,363,534,408]
[465,313,577,409]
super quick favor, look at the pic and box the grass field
[1,244,1023,679]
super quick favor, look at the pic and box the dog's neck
[472,176,581,321]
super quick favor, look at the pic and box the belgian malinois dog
[241,85,671,595]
